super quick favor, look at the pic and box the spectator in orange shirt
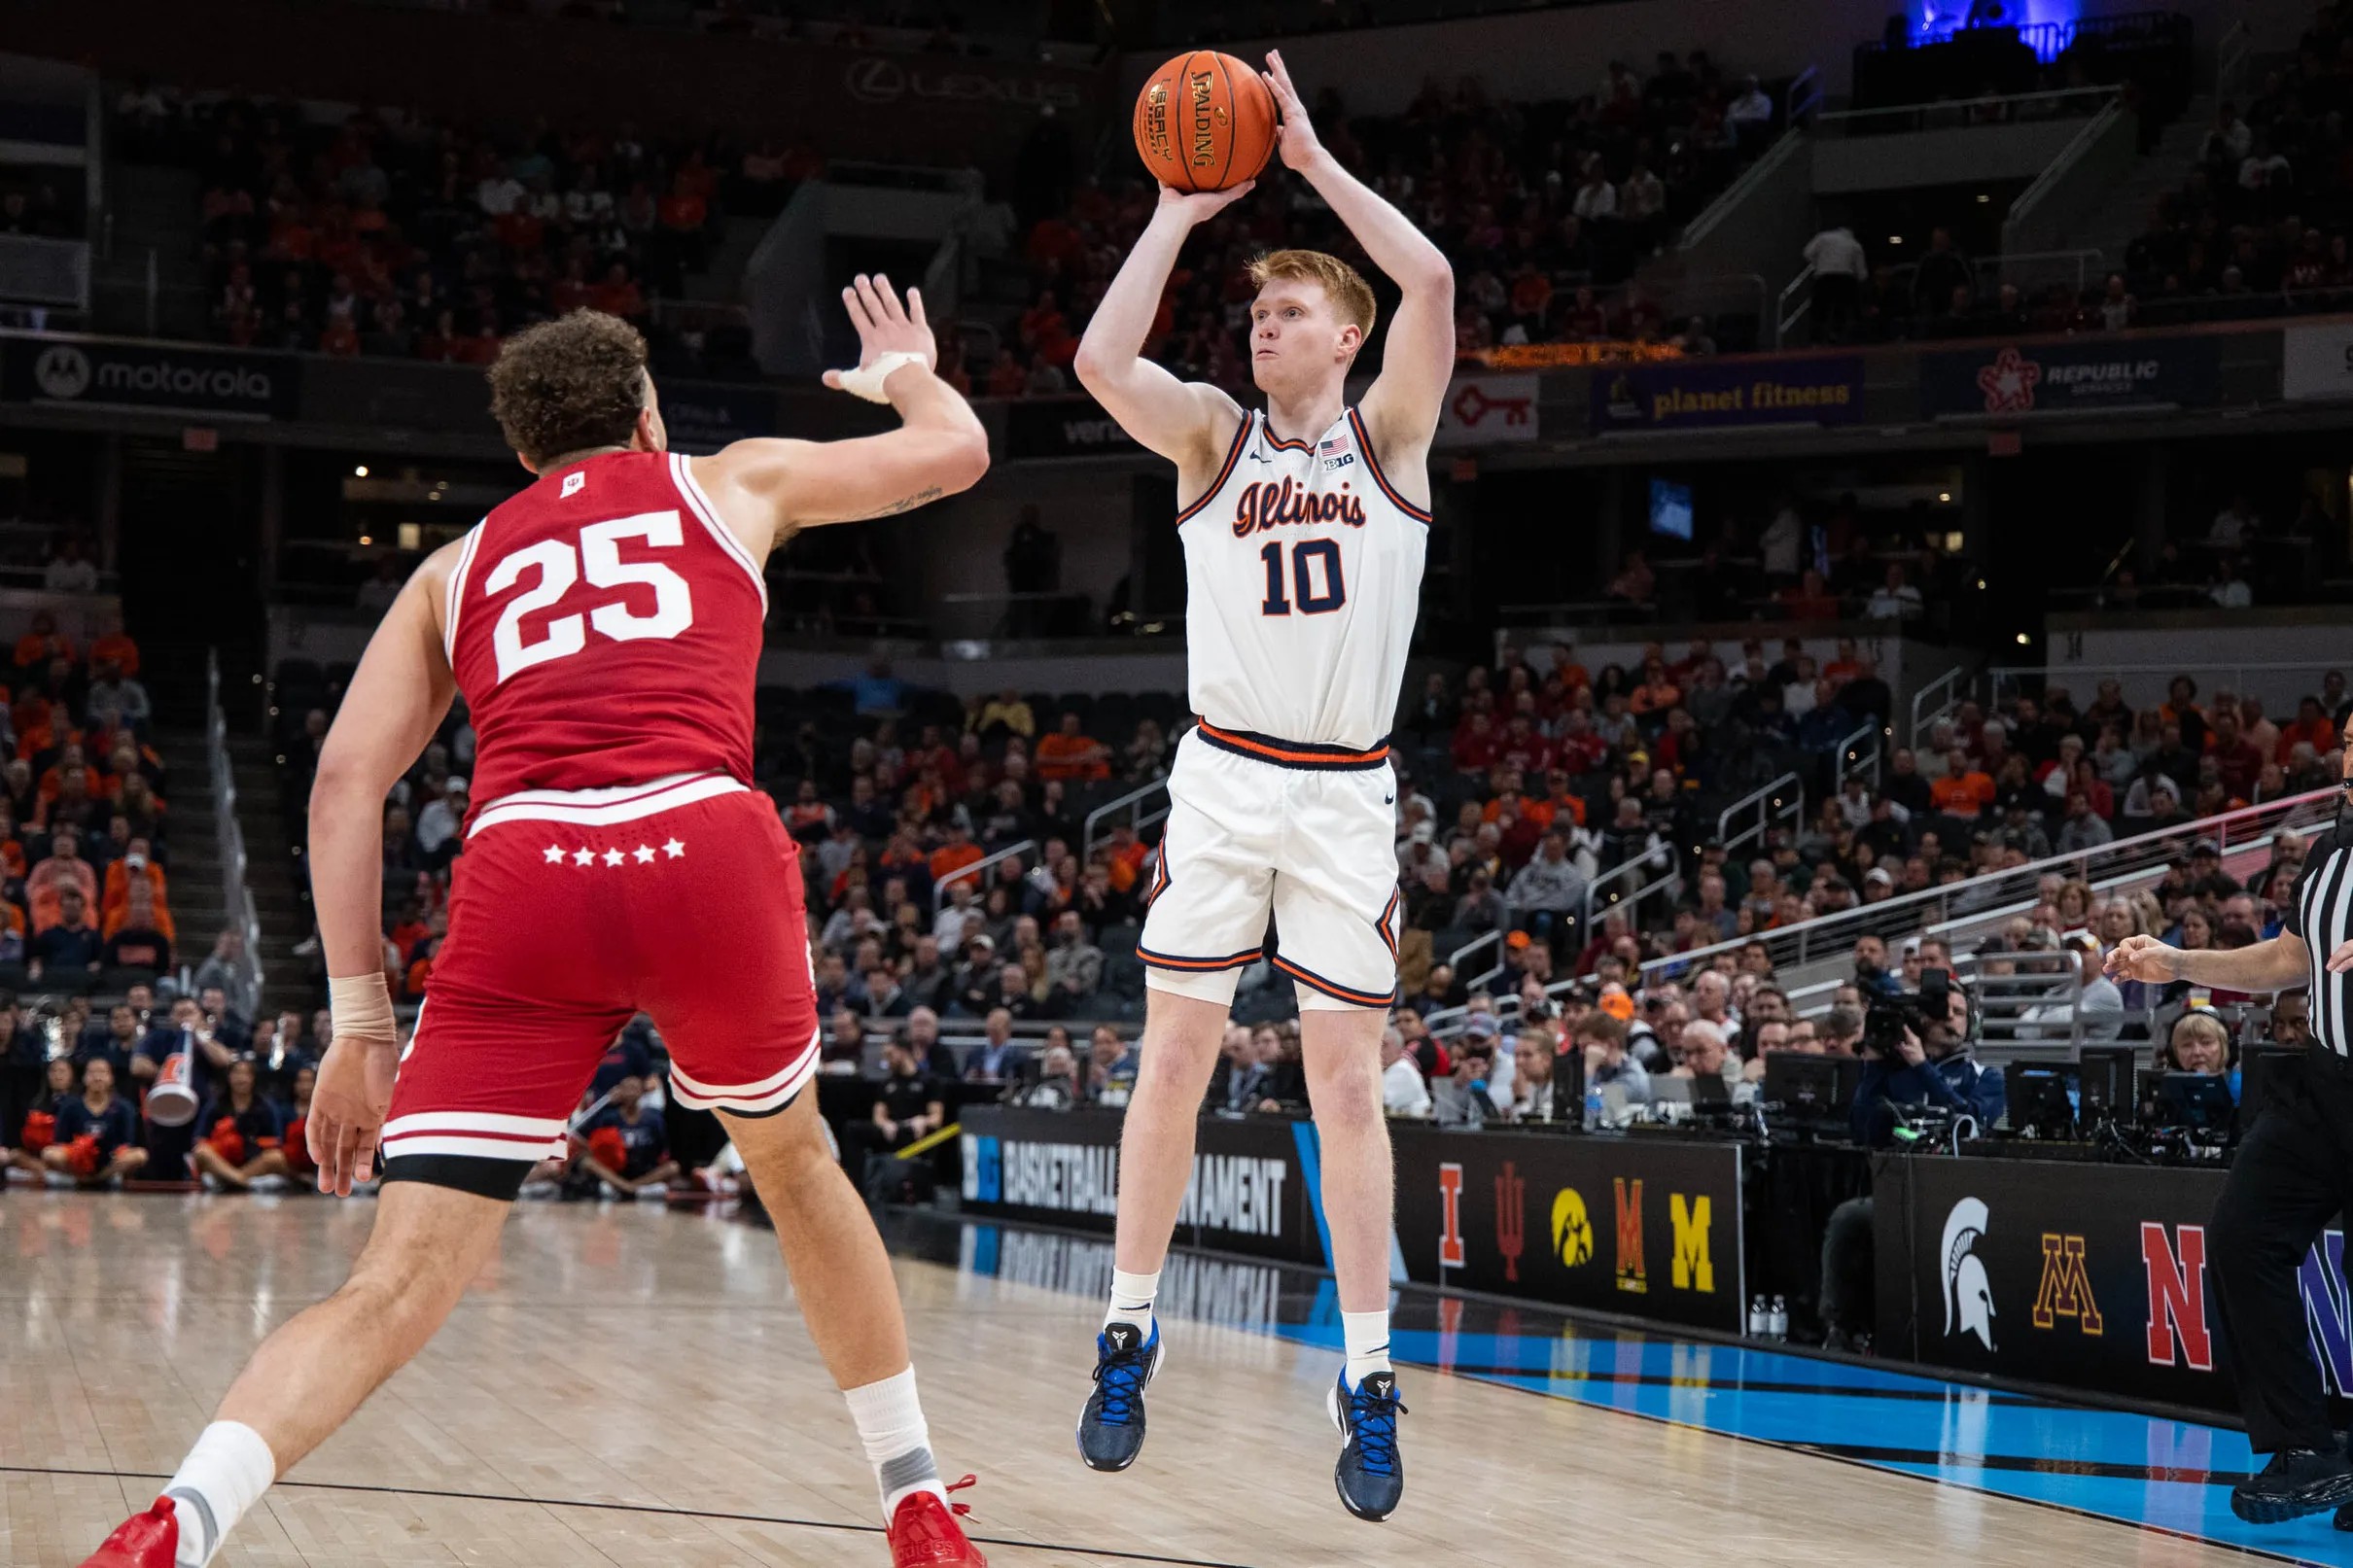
[103,838,168,932]
[102,877,174,956]
[88,615,139,679]
[2278,695,2335,763]
[27,825,97,931]
[1035,711,1111,782]
[14,610,73,672]
[1099,820,1148,893]
[929,822,985,888]
[1928,748,1995,821]
[1628,660,1682,717]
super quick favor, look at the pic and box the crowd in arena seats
[965,55,1785,399]
[113,79,809,374]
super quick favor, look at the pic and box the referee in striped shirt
[2109,726,2353,1527]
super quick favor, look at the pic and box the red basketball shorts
[379,773,820,1200]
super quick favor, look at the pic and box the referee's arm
[2104,932,2312,993]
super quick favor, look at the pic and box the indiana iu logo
[2032,1233,2103,1335]
[1494,1161,1526,1283]
[1614,1176,1646,1294]
[1438,1162,1465,1268]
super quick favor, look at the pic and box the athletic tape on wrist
[833,351,929,403]
[328,973,398,1045]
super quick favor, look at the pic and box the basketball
[1133,51,1278,193]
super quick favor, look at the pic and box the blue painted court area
[932,1217,2350,1565]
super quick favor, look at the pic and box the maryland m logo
[2031,1233,2103,1335]
[1614,1177,1646,1294]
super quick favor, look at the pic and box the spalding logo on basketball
[1133,51,1276,193]
[1551,1187,1595,1268]
[34,344,90,401]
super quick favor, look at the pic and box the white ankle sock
[162,1421,275,1568]
[1105,1269,1160,1337]
[1342,1309,1392,1388]
[842,1367,945,1520]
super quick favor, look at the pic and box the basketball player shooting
[81,280,996,1568]
[1070,51,1453,1522]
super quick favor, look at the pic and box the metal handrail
[1787,64,1824,125]
[1580,839,1679,931]
[1836,720,1883,794]
[1449,927,1502,977]
[2216,20,2253,105]
[1816,83,2122,130]
[1081,777,1172,862]
[1909,665,1969,752]
[2003,100,2129,245]
[1774,263,1815,349]
[205,649,263,1005]
[1678,122,1809,253]
[1717,770,1804,863]
[933,838,1036,911]
[1640,784,2343,990]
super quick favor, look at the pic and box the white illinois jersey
[1176,405,1428,757]
[1140,405,1426,1012]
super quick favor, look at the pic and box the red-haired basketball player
[1070,52,1452,1521]
[82,279,994,1568]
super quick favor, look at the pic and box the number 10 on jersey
[1258,539,1347,616]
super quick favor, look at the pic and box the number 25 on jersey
[486,510,695,683]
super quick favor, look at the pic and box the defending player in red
[81,278,995,1568]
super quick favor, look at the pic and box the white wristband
[833,351,930,403]
[329,973,399,1046]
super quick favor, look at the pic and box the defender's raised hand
[823,272,936,393]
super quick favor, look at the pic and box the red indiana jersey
[444,450,766,811]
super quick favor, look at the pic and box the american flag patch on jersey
[1318,436,1350,454]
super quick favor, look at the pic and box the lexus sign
[1,334,299,420]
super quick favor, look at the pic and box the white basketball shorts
[1140,722,1402,1012]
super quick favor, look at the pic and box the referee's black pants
[2211,1049,2353,1453]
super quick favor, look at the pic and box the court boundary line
[0,1465,1263,1568]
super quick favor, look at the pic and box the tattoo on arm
[856,485,946,520]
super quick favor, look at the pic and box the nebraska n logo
[1495,1162,1526,1283]
[2031,1234,2103,1335]
[1438,1162,1465,1268]
[1614,1177,1646,1294]
[2142,1223,2213,1370]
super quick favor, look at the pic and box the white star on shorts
[634,845,655,864]
[664,838,686,858]
[574,848,595,866]
[603,849,624,866]
[544,845,565,864]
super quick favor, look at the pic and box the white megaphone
[145,1049,199,1128]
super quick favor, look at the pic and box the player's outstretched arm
[698,274,991,541]
[306,548,460,1191]
[1071,184,1251,470]
[1260,50,1454,454]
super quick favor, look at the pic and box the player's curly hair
[1247,249,1377,341]
[486,310,650,468]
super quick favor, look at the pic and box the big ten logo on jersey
[483,511,694,683]
[2031,1233,2102,1336]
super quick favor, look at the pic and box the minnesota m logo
[2032,1233,2103,1335]
[1669,1194,1714,1293]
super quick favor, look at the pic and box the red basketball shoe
[887,1475,987,1567]
[80,1498,177,1567]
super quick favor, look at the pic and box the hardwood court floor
[0,1193,2263,1568]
